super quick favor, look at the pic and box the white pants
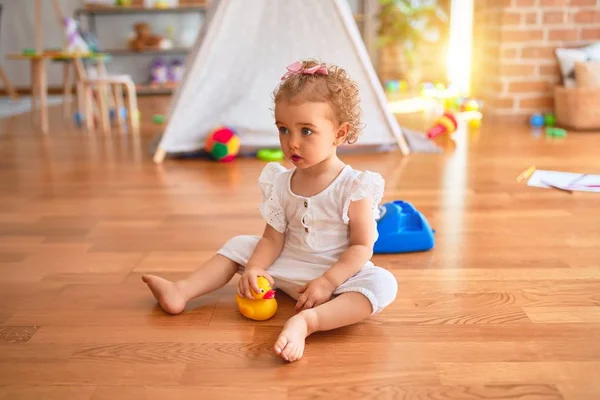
[217,235,398,314]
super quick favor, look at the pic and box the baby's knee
[217,235,261,268]
[369,267,398,310]
[222,235,260,250]
[336,266,398,313]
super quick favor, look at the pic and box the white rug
[0,96,64,119]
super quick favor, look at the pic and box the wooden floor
[1,99,600,400]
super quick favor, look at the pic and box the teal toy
[257,149,284,161]
[373,200,435,254]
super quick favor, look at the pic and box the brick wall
[472,0,600,121]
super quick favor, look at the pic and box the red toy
[427,112,458,139]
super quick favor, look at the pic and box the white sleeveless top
[258,162,385,270]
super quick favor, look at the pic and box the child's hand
[295,276,336,311]
[238,266,274,300]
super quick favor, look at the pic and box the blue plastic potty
[373,200,435,254]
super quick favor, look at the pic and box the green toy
[152,114,165,125]
[257,149,284,161]
[544,113,556,127]
[545,127,566,138]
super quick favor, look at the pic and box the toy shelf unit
[74,3,207,95]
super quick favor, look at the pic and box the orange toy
[427,112,458,139]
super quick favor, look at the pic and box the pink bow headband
[281,61,328,81]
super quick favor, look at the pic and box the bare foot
[142,275,186,315]
[274,310,318,362]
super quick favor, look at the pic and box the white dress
[217,162,398,314]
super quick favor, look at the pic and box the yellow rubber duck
[236,276,277,321]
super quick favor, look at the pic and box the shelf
[76,4,206,16]
[103,47,191,55]
[136,82,179,95]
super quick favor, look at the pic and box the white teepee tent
[153,0,410,164]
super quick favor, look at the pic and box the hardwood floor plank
[288,383,563,400]
[0,386,96,400]
[133,251,221,272]
[381,307,530,324]
[393,267,600,281]
[91,385,288,400]
[0,253,27,263]
[6,308,212,326]
[436,362,600,386]
[30,325,255,344]
[394,281,600,311]
[0,326,39,344]
[557,383,600,400]
[0,343,75,362]
[289,340,600,364]
[523,307,600,323]
[0,361,185,385]
[180,363,441,387]
[71,342,274,367]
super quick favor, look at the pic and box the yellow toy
[236,276,277,321]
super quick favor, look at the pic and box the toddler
[143,59,398,362]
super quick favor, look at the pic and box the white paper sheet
[527,169,600,193]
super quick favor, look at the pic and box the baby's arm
[323,197,375,287]
[237,224,285,298]
[247,224,285,270]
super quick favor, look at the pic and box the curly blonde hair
[273,59,362,144]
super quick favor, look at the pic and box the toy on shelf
[236,276,277,321]
[257,149,284,162]
[373,200,435,254]
[61,16,90,54]
[205,126,240,162]
[145,0,179,7]
[168,59,185,82]
[426,112,458,139]
[150,58,168,85]
[128,22,172,51]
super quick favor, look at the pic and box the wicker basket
[554,85,600,130]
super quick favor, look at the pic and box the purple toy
[168,59,185,82]
[150,58,168,85]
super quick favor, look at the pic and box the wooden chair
[72,57,140,135]
[49,0,139,135]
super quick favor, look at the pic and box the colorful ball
[205,126,240,162]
